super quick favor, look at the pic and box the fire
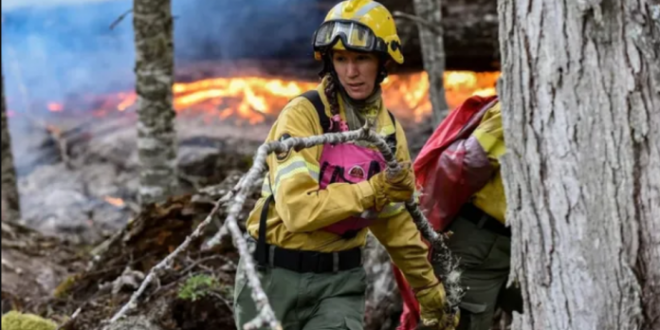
[47,102,63,112]
[104,196,125,207]
[116,92,137,111]
[380,71,499,122]
[41,70,499,124]
[171,76,317,124]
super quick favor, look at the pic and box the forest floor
[2,110,435,329]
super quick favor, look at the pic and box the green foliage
[178,274,221,302]
[1,311,58,330]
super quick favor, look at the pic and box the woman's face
[332,50,380,100]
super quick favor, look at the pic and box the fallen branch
[106,124,461,329]
[178,254,234,275]
[392,11,443,35]
[104,197,226,326]
[55,307,81,330]
[209,291,234,312]
[201,174,252,248]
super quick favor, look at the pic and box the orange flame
[48,102,64,112]
[104,196,125,207]
[47,70,499,124]
[116,92,137,111]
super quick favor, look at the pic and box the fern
[178,274,220,302]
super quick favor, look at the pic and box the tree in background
[498,0,660,329]
[1,72,22,222]
[412,0,449,127]
[133,0,178,206]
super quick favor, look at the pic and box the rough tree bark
[1,73,21,222]
[134,0,178,206]
[412,0,449,127]
[498,0,660,330]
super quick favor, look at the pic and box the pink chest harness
[258,90,398,244]
[318,142,387,237]
[304,90,398,238]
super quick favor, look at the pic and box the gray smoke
[1,0,324,112]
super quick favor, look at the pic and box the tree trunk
[134,0,178,206]
[1,73,21,222]
[497,1,660,330]
[412,0,449,127]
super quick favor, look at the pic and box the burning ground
[7,67,498,240]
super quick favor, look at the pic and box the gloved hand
[415,283,459,330]
[368,164,415,211]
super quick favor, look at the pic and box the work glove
[368,164,415,211]
[415,283,459,330]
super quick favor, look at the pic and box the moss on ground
[1,311,58,330]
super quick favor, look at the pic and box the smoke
[1,0,325,112]
[174,0,324,62]
[2,0,118,11]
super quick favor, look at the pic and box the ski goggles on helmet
[313,20,388,54]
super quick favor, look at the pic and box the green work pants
[233,249,367,329]
[435,216,523,330]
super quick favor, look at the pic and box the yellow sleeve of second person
[471,101,508,223]
[368,120,437,291]
[472,102,506,162]
[268,97,376,233]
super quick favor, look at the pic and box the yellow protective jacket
[471,102,507,223]
[245,81,438,291]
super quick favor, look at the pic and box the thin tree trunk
[1,73,21,222]
[134,0,178,206]
[412,0,449,127]
[497,1,660,329]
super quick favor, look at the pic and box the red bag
[414,94,499,232]
[394,94,498,330]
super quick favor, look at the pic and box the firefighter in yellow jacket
[398,98,524,330]
[233,1,454,329]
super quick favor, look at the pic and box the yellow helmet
[312,0,404,64]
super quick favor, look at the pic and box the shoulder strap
[299,90,331,133]
[386,109,398,156]
[297,91,399,155]
[387,110,396,128]
[255,194,274,267]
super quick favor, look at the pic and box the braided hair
[323,74,341,118]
